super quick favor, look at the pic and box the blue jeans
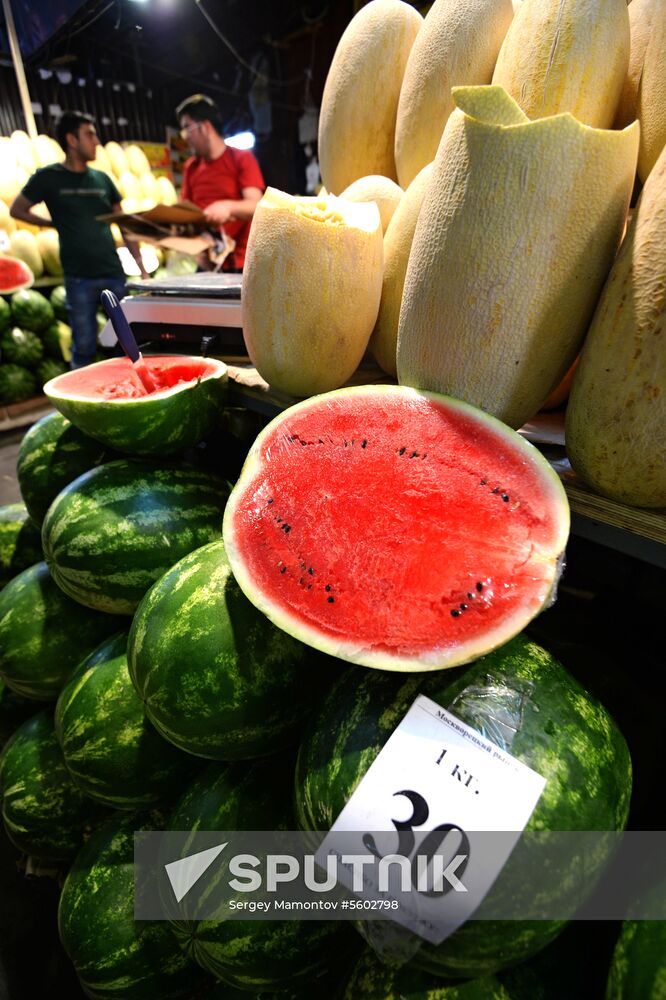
[64,276,127,369]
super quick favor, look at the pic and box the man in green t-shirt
[10,110,147,368]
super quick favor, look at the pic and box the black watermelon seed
[325,585,332,592]
[480,479,487,485]
[467,592,475,600]
[410,451,418,458]
[361,440,367,448]
[276,517,283,523]
[476,582,483,592]
[308,567,314,575]
[327,596,335,603]
[280,567,286,574]
[491,487,500,494]
[501,493,510,502]
[299,577,304,585]
[267,498,274,504]
[399,447,406,455]
[460,603,468,611]
[450,609,461,618]
[282,524,291,533]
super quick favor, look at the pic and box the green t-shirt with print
[22,164,124,280]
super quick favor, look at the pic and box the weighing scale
[100,273,244,356]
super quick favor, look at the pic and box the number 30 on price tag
[317,694,547,944]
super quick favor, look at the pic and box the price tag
[317,694,546,944]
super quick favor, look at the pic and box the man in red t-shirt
[176,93,265,271]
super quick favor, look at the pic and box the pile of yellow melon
[242,0,665,510]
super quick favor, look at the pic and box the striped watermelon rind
[341,948,511,999]
[16,410,113,526]
[128,539,328,760]
[42,460,229,615]
[55,632,196,809]
[58,809,208,1000]
[222,384,570,673]
[0,710,106,863]
[606,914,666,999]
[295,634,632,977]
[168,755,359,991]
[44,355,228,456]
[0,561,127,701]
[0,502,42,588]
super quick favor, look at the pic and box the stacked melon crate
[0,1,665,998]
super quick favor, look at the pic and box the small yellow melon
[125,144,151,177]
[492,0,630,128]
[395,0,514,187]
[339,175,403,234]
[637,1,666,181]
[10,229,43,278]
[318,0,423,194]
[369,163,434,376]
[242,188,383,396]
[105,141,129,178]
[156,176,177,206]
[614,0,661,129]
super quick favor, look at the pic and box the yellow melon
[318,0,422,194]
[241,188,383,396]
[492,0,629,128]
[125,144,151,177]
[614,0,661,129]
[9,131,37,174]
[339,175,403,234]
[9,229,43,278]
[637,1,666,181]
[395,0,513,187]
[140,171,159,202]
[565,145,666,508]
[369,163,434,376]
[117,170,142,201]
[35,229,62,277]
[156,176,177,206]
[92,144,113,176]
[396,86,639,430]
[0,200,16,234]
[0,163,27,205]
[105,141,129,177]
[110,223,124,247]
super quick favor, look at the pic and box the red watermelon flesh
[223,386,569,672]
[0,256,34,295]
[57,355,221,399]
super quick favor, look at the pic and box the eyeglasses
[179,122,204,140]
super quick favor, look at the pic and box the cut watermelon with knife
[222,385,569,672]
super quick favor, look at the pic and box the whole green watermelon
[0,502,42,588]
[59,809,209,1000]
[168,755,360,992]
[0,710,106,863]
[0,327,43,367]
[17,410,113,525]
[42,460,229,615]
[42,319,72,361]
[606,907,666,999]
[49,285,68,322]
[295,635,632,978]
[0,296,11,333]
[0,679,35,747]
[0,561,125,700]
[55,632,197,809]
[128,539,332,760]
[0,363,37,404]
[36,357,67,387]
[342,948,511,999]
[10,288,54,332]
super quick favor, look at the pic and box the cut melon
[0,256,34,294]
[369,162,434,376]
[318,0,423,193]
[565,144,666,508]
[44,356,227,456]
[492,0,630,128]
[222,384,569,672]
[396,85,639,430]
[339,175,403,234]
[241,188,383,397]
[395,0,514,187]
[637,0,666,181]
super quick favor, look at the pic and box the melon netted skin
[295,635,632,977]
[223,385,569,672]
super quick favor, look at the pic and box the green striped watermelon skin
[295,634,632,978]
[55,632,197,809]
[128,539,328,760]
[42,460,229,615]
[168,754,359,992]
[44,356,227,456]
[0,502,42,588]
[17,410,113,526]
[342,949,511,999]
[606,918,666,999]
[0,561,126,700]
[58,809,209,1000]
[0,710,106,863]
[0,679,35,747]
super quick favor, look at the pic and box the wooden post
[2,0,37,137]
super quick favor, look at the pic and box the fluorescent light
[225,131,255,150]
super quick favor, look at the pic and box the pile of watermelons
[0,287,69,404]
[0,358,662,1000]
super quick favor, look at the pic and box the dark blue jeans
[64,276,127,369]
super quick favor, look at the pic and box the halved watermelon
[222,385,569,672]
[0,255,33,295]
[43,355,228,455]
